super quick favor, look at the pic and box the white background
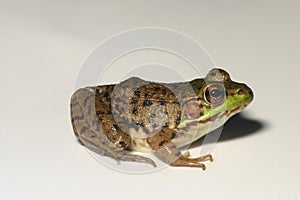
[1,1,300,199]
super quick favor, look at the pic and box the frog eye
[204,84,226,106]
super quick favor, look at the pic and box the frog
[70,68,253,170]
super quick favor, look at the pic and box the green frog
[70,68,253,170]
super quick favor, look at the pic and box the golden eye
[204,84,226,106]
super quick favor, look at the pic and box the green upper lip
[225,83,253,117]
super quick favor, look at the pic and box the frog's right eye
[203,84,226,106]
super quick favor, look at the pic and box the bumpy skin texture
[70,87,157,167]
[70,68,253,170]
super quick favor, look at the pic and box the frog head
[202,68,254,120]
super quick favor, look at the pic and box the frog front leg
[147,128,213,170]
[70,88,156,167]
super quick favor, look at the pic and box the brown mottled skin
[70,68,253,170]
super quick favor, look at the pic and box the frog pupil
[210,89,221,98]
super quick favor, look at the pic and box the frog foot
[171,152,213,170]
[116,152,157,167]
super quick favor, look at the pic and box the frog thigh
[147,128,213,170]
[71,87,130,149]
[71,88,156,167]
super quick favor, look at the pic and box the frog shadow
[190,112,266,149]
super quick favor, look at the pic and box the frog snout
[237,84,254,102]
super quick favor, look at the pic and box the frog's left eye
[204,84,226,106]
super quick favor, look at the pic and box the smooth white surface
[1,1,300,199]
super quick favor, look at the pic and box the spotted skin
[70,68,254,170]
[70,88,157,166]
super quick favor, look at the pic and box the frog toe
[170,153,213,170]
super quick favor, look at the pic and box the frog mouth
[225,91,253,117]
[226,106,244,117]
[226,100,251,117]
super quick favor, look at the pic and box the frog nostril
[237,89,244,95]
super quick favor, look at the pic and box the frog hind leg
[78,126,157,167]
[147,128,213,170]
[71,88,156,167]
